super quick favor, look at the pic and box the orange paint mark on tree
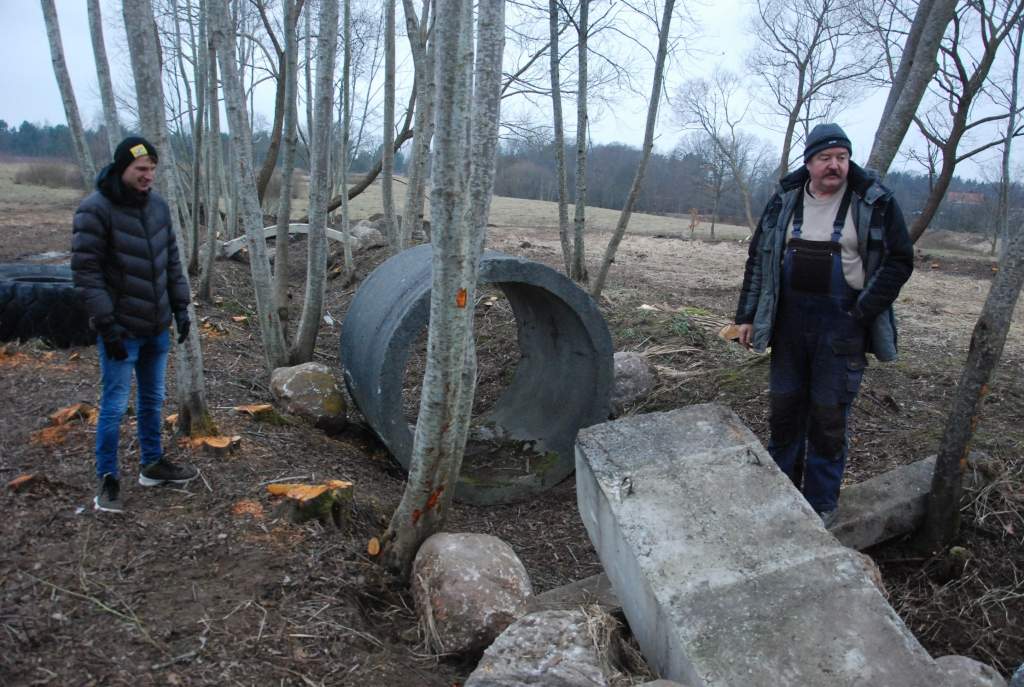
[412,508,422,524]
[426,485,445,510]
[456,288,467,308]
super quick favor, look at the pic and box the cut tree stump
[266,480,353,527]
[190,435,242,456]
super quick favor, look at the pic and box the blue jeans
[768,249,867,513]
[95,330,170,479]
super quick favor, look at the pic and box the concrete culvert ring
[340,244,613,505]
[0,264,92,348]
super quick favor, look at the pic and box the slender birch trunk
[86,0,121,156]
[867,0,956,175]
[275,0,302,328]
[922,224,1024,552]
[199,17,221,302]
[591,0,674,299]
[291,0,339,363]
[996,21,1023,259]
[123,0,214,435]
[339,0,355,277]
[188,0,207,276]
[381,0,504,579]
[41,0,95,189]
[383,0,398,251]
[401,0,435,247]
[210,0,290,372]
[571,0,590,284]
[304,5,314,161]
[550,0,572,276]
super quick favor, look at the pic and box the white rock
[412,532,532,655]
[935,655,1008,687]
[465,609,612,686]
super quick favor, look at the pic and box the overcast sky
[0,1,1008,180]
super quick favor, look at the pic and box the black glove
[100,323,128,361]
[175,312,191,344]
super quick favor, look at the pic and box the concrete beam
[576,404,950,687]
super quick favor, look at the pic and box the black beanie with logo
[803,123,851,162]
[111,136,159,176]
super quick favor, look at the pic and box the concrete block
[576,404,950,687]
[830,456,934,550]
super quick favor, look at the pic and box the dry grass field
[1,158,1021,685]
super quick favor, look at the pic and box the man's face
[806,147,849,196]
[121,156,157,193]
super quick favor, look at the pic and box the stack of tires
[0,264,94,348]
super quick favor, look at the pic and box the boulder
[852,551,887,598]
[935,656,1008,687]
[465,609,613,686]
[269,362,347,433]
[411,533,532,655]
[348,220,388,252]
[610,352,656,417]
[637,681,693,687]
[1011,662,1024,687]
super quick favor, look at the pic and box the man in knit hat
[734,123,914,526]
[72,135,197,512]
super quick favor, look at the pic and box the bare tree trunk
[87,0,121,156]
[867,0,957,175]
[41,0,95,189]
[401,0,435,248]
[210,0,290,372]
[274,0,301,329]
[591,0,674,299]
[571,0,590,284]
[381,0,504,579]
[198,14,221,303]
[996,21,1023,259]
[382,0,398,251]
[291,0,339,363]
[921,224,1024,552]
[188,0,207,277]
[123,0,214,436]
[304,4,314,161]
[339,0,354,277]
[550,0,572,276]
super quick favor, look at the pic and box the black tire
[0,264,94,348]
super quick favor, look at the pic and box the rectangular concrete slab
[576,404,950,687]
[830,456,935,550]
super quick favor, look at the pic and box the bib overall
[767,187,867,514]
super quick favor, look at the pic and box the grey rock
[935,655,1007,687]
[1010,662,1024,687]
[348,220,388,252]
[610,351,656,417]
[465,609,611,686]
[637,681,692,687]
[269,362,347,432]
[526,573,620,614]
[412,533,532,655]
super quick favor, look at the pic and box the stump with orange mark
[266,480,353,526]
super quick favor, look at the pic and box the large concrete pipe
[340,244,613,505]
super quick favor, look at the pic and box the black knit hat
[111,136,159,176]
[803,123,851,162]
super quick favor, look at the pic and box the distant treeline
[3,119,1019,236]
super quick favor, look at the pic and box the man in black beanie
[71,135,197,513]
[734,123,914,527]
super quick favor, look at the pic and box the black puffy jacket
[71,168,190,337]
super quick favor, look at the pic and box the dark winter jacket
[71,166,190,337]
[735,162,914,361]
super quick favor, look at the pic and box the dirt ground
[1,166,1022,685]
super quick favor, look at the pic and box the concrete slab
[576,404,949,687]
[831,456,934,550]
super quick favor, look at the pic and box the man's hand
[174,312,191,345]
[100,323,128,361]
[736,323,753,349]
